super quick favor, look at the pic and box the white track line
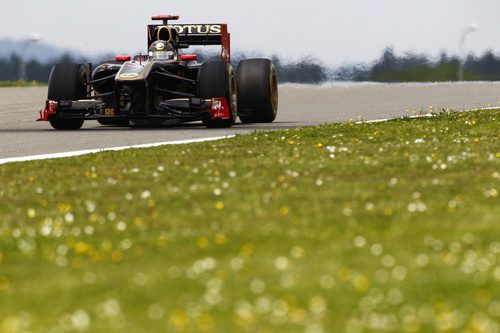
[0,135,235,166]
[360,113,433,124]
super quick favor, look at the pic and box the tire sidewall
[237,58,278,123]
[198,61,237,127]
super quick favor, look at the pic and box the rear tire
[47,63,87,130]
[198,61,237,128]
[237,59,278,123]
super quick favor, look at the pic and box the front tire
[198,61,237,128]
[47,63,87,130]
[237,59,278,123]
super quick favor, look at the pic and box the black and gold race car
[38,15,278,129]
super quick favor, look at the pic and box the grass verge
[0,81,46,88]
[0,110,499,332]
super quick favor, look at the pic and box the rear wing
[148,15,231,62]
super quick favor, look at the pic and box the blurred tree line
[0,54,90,83]
[335,48,500,82]
[3,48,500,83]
[0,53,329,84]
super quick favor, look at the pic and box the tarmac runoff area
[1,82,500,162]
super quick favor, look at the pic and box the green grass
[0,110,499,332]
[0,81,46,87]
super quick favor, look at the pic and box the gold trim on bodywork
[156,26,173,42]
[116,62,156,82]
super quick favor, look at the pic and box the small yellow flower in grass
[134,217,145,227]
[316,143,323,148]
[274,256,289,270]
[484,189,498,198]
[337,267,351,282]
[196,237,209,249]
[352,274,371,292]
[169,309,190,331]
[383,207,393,216]
[279,206,289,216]
[215,233,227,245]
[291,246,305,259]
[240,242,255,257]
[215,201,224,210]
[27,208,36,219]
[75,242,90,254]
[309,296,327,315]
[58,202,71,213]
[289,140,295,145]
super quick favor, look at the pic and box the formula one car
[38,15,278,129]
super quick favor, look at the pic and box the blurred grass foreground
[0,109,499,332]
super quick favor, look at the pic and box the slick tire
[236,58,278,123]
[47,63,87,130]
[198,61,237,128]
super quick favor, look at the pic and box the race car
[38,15,278,129]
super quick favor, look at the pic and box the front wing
[37,97,231,123]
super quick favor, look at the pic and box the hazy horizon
[2,0,499,66]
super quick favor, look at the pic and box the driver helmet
[149,40,176,60]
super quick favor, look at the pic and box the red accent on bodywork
[115,55,131,62]
[209,98,231,119]
[37,100,57,122]
[221,24,230,62]
[152,15,179,21]
[180,54,197,61]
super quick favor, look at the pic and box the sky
[1,0,499,66]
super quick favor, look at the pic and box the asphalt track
[1,82,500,159]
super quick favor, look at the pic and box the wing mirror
[115,55,131,62]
